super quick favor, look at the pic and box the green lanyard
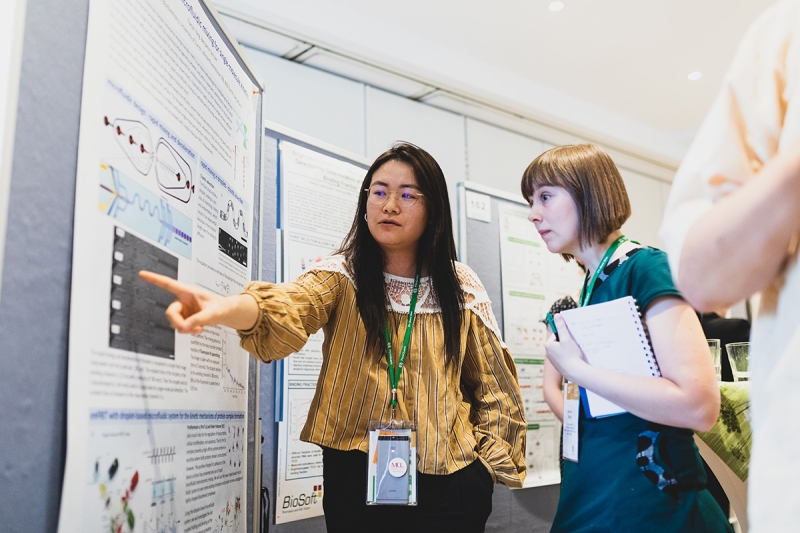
[578,235,628,307]
[384,263,421,417]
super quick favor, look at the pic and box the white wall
[239,45,672,250]
[366,86,466,208]
[215,0,690,167]
[465,119,545,193]
[0,0,27,305]
[243,45,366,157]
[621,169,668,248]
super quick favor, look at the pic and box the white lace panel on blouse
[310,255,352,280]
[310,256,504,340]
[384,273,438,313]
[455,262,505,343]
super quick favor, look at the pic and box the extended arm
[139,271,259,332]
[140,268,344,362]
[546,296,720,431]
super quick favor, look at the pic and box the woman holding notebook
[522,144,731,532]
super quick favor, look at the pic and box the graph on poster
[284,383,323,481]
[221,330,246,393]
[289,397,312,440]
[143,477,178,533]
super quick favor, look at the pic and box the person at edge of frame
[526,144,732,533]
[661,4,800,531]
[140,141,526,533]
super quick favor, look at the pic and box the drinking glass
[726,342,750,382]
[707,339,721,381]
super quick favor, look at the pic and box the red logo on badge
[388,458,407,477]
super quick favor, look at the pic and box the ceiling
[218,0,778,163]
[329,0,774,140]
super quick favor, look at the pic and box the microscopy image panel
[218,227,247,267]
[109,226,178,358]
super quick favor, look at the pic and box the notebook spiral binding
[631,298,661,377]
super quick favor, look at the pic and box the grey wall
[0,0,88,531]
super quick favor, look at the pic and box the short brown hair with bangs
[520,144,631,258]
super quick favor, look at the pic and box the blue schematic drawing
[99,164,193,260]
[143,477,179,533]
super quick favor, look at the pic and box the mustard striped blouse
[239,255,526,487]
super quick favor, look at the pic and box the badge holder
[366,421,417,506]
[562,381,580,462]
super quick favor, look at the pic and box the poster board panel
[457,182,583,488]
[261,125,369,524]
[59,1,263,531]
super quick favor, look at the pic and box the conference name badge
[367,424,417,506]
[388,456,408,477]
[563,381,580,462]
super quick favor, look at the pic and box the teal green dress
[551,248,733,533]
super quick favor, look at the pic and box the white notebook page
[559,296,660,417]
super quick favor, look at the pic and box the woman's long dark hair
[337,142,464,366]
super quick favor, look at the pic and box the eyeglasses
[364,184,424,208]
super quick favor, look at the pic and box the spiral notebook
[559,296,660,418]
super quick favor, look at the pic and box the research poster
[59,1,261,532]
[274,141,365,523]
[497,203,583,487]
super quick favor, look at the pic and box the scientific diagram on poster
[83,409,246,533]
[59,0,262,531]
[100,165,194,259]
[102,115,195,204]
